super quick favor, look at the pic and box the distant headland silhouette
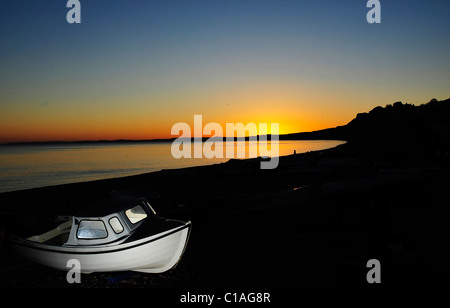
[281,97,450,149]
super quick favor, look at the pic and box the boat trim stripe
[12,222,191,255]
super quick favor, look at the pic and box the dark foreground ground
[1,140,450,289]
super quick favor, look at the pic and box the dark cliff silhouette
[281,98,450,149]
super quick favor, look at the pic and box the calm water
[0,140,345,193]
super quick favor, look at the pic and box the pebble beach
[1,140,449,289]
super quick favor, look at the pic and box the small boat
[10,195,191,274]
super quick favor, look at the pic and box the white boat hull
[11,222,191,274]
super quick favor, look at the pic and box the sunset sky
[1,0,449,143]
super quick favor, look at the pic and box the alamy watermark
[66,259,81,283]
[366,258,381,283]
[366,0,381,24]
[66,0,81,24]
[66,2,381,25]
[171,115,280,170]
[64,257,380,284]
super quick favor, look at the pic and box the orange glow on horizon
[0,86,353,143]
[0,113,343,143]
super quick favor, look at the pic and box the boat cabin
[64,195,157,246]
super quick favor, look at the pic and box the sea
[0,140,345,193]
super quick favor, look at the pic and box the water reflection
[0,140,345,193]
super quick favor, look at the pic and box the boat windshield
[125,205,147,224]
[77,220,108,239]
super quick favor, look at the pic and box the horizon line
[0,128,346,146]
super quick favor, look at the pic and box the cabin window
[125,205,147,224]
[109,217,124,234]
[77,220,108,239]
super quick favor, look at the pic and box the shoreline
[1,139,449,287]
[0,140,345,198]
[0,139,346,195]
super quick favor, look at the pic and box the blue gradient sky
[1,0,449,142]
